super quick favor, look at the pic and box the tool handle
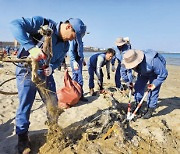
[133,90,149,114]
[129,90,149,121]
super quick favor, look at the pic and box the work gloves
[29,47,52,76]
[29,47,46,61]
[44,66,52,76]
[73,61,79,70]
[111,65,115,72]
[147,84,156,91]
[107,73,110,80]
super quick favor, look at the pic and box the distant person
[112,37,133,90]
[2,47,6,54]
[69,39,88,101]
[122,49,168,119]
[88,48,115,96]
[5,46,11,56]
[13,47,18,55]
[10,16,86,153]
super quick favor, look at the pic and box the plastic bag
[57,70,82,109]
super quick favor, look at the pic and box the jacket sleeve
[121,67,133,83]
[68,40,77,62]
[9,16,44,51]
[78,41,84,59]
[106,61,110,74]
[120,66,130,83]
[96,55,104,79]
[152,57,168,87]
[111,56,116,65]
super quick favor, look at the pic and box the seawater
[83,51,180,66]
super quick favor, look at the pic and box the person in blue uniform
[112,37,133,90]
[69,39,88,102]
[10,16,86,153]
[88,48,115,96]
[5,46,11,56]
[122,49,168,119]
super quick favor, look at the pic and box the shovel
[127,90,149,121]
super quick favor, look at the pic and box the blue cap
[69,18,86,56]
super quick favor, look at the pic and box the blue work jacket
[111,44,131,65]
[69,39,84,62]
[9,16,69,70]
[88,53,110,79]
[136,49,168,87]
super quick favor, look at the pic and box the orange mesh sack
[57,70,82,109]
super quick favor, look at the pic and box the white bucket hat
[122,49,144,69]
[115,37,130,46]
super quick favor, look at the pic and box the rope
[0,77,18,95]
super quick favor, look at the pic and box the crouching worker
[88,48,115,96]
[122,49,168,119]
[10,16,86,153]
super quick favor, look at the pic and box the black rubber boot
[143,108,155,119]
[80,95,88,102]
[18,132,31,154]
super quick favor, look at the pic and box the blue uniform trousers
[70,59,84,93]
[115,60,121,88]
[15,65,57,135]
[88,66,103,89]
[134,75,161,108]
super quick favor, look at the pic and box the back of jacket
[10,16,69,70]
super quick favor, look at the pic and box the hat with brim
[115,37,127,46]
[69,18,86,54]
[122,49,144,69]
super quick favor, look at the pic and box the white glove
[44,66,52,76]
[111,65,115,72]
[73,61,79,70]
[29,47,46,61]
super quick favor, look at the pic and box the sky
[0,0,180,53]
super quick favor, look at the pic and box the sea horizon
[82,51,180,66]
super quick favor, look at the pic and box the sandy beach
[0,57,179,154]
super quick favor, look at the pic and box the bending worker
[88,48,115,96]
[122,49,168,119]
[10,16,86,153]
[69,39,88,102]
[112,37,133,90]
